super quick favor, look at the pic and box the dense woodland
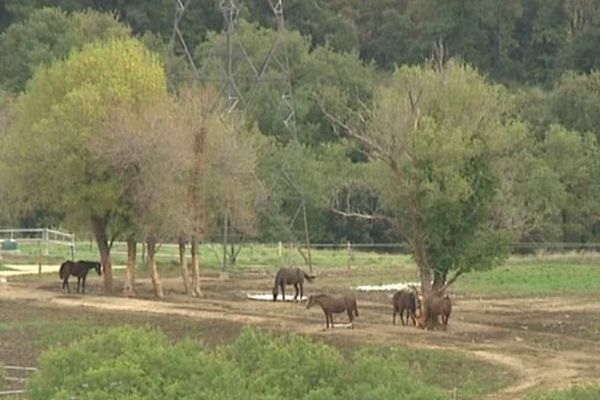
[1,0,600,293]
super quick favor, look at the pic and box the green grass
[456,261,600,296]
[525,384,600,399]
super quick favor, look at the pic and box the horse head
[305,295,316,309]
[94,262,102,276]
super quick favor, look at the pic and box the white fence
[0,228,75,258]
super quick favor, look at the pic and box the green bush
[526,385,600,400]
[28,326,448,400]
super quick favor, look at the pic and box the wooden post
[38,240,42,276]
[278,241,283,265]
[347,241,352,269]
[222,211,228,271]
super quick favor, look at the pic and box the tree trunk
[91,215,113,294]
[190,236,202,297]
[432,271,446,293]
[408,187,432,295]
[178,236,192,296]
[146,235,164,299]
[125,237,137,297]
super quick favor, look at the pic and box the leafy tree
[0,88,14,226]
[537,125,600,242]
[97,98,189,298]
[0,7,130,93]
[328,61,530,293]
[175,85,262,277]
[1,38,167,293]
[194,19,375,145]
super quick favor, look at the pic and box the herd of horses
[272,267,452,330]
[57,261,451,331]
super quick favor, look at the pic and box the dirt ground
[1,267,600,400]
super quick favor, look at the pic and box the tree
[2,38,167,293]
[176,85,261,285]
[327,61,527,294]
[97,98,189,298]
[0,88,14,226]
[0,7,130,93]
[537,125,600,242]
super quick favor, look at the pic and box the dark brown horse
[59,260,101,294]
[392,289,420,326]
[416,292,452,330]
[306,294,359,329]
[272,267,315,302]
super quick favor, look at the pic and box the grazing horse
[59,260,101,294]
[272,267,315,302]
[392,289,420,326]
[416,292,452,330]
[306,294,359,329]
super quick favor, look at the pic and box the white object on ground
[247,292,308,302]
[353,282,420,292]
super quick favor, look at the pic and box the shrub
[28,326,448,400]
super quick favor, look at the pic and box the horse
[59,260,102,294]
[272,267,315,302]
[416,292,452,330]
[392,289,420,326]
[306,294,359,329]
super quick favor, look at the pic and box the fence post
[347,241,352,269]
[43,228,49,256]
[38,239,43,276]
[278,241,283,265]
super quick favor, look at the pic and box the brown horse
[306,294,359,329]
[416,292,452,330]
[272,267,315,302]
[392,289,420,326]
[59,260,101,294]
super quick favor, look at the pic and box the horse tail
[273,268,283,291]
[59,261,71,279]
[302,271,316,282]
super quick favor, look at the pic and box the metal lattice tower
[172,0,312,270]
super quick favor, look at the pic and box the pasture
[1,246,600,399]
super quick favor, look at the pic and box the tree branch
[331,207,393,223]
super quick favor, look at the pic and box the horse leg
[281,284,285,301]
[62,277,70,294]
[347,309,354,329]
[299,283,303,302]
[323,311,329,330]
[76,277,81,294]
[393,308,397,325]
[82,275,86,294]
[410,310,416,326]
[400,308,406,326]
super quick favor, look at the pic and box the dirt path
[1,278,599,399]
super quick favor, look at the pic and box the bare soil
[1,267,600,399]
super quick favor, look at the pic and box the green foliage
[0,7,130,93]
[364,62,520,284]
[525,385,600,400]
[2,37,167,231]
[28,326,450,400]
